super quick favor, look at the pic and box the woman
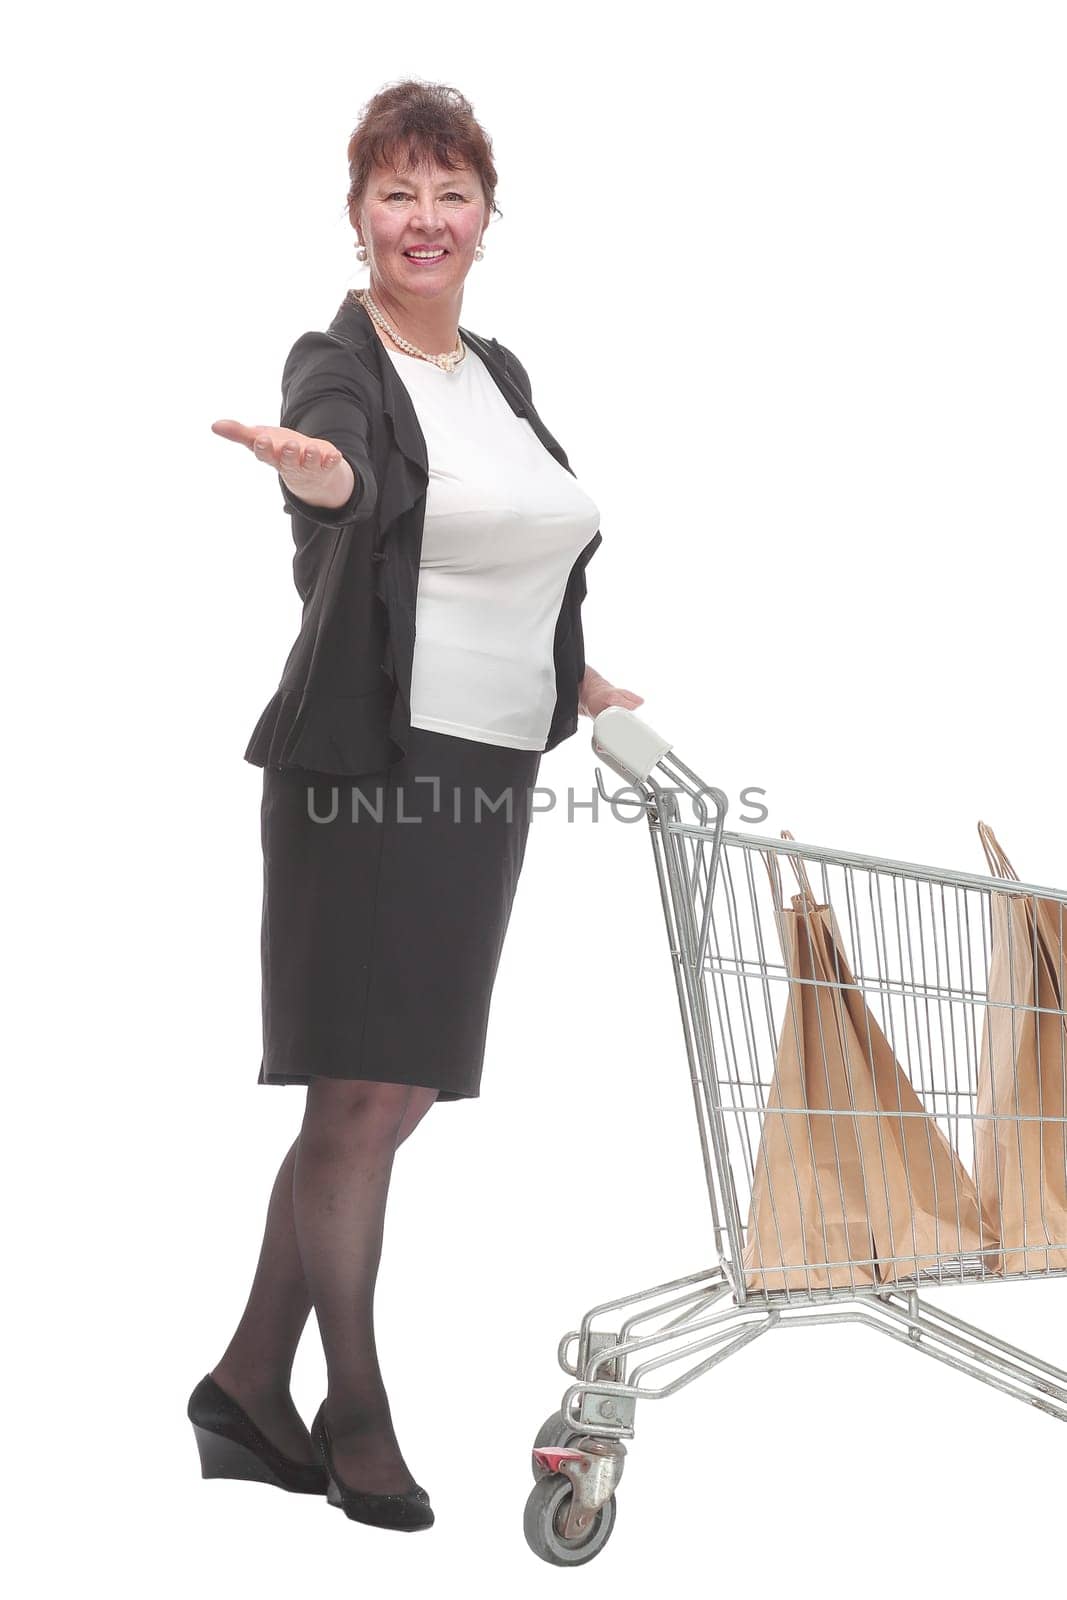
[188,79,643,1532]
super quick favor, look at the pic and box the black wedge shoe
[310,1401,435,1531]
[188,1374,328,1495]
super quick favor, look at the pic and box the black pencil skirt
[257,725,542,1100]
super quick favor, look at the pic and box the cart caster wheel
[523,1473,617,1566]
[531,1412,583,1480]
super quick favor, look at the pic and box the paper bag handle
[977,821,1020,883]
[762,829,819,910]
[780,829,820,904]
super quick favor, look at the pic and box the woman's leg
[210,1081,438,1465]
[294,1078,438,1493]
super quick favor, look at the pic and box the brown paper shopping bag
[974,822,1067,1273]
[742,834,996,1294]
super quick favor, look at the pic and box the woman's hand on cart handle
[211,419,356,511]
[579,665,644,719]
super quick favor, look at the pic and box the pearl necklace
[352,288,465,373]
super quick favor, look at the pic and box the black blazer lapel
[328,292,430,529]
[459,328,575,477]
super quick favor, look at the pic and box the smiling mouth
[403,248,449,262]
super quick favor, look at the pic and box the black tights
[210,1079,439,1494]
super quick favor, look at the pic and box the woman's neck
[363,286,462,358]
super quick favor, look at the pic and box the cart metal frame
[526,709,1067,1563]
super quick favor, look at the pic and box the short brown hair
[343,79,501,226]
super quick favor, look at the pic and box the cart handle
[591,707,673,786]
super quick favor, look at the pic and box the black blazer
[243,293,604,776]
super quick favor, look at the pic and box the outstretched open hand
[211,419,352,506]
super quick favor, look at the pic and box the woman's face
[355,158,489,308]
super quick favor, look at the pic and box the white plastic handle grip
[591,706,673,785]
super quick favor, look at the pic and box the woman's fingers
[210,419,342,471]
[270,436,343,473]
[598,688,645,713]
[211,418,260,448]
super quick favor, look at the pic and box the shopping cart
[524,707,1067,1566]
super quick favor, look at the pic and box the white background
[7,0,1066,1594]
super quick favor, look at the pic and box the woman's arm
[211,331,378,528]
[578,664,644,719]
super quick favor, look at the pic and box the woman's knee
[301,1076,416,1142]
[396,1086,439,1145]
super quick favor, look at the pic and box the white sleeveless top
[384,341,601,751]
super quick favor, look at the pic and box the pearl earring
[355,242,367,262]
[474,243,485,262]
